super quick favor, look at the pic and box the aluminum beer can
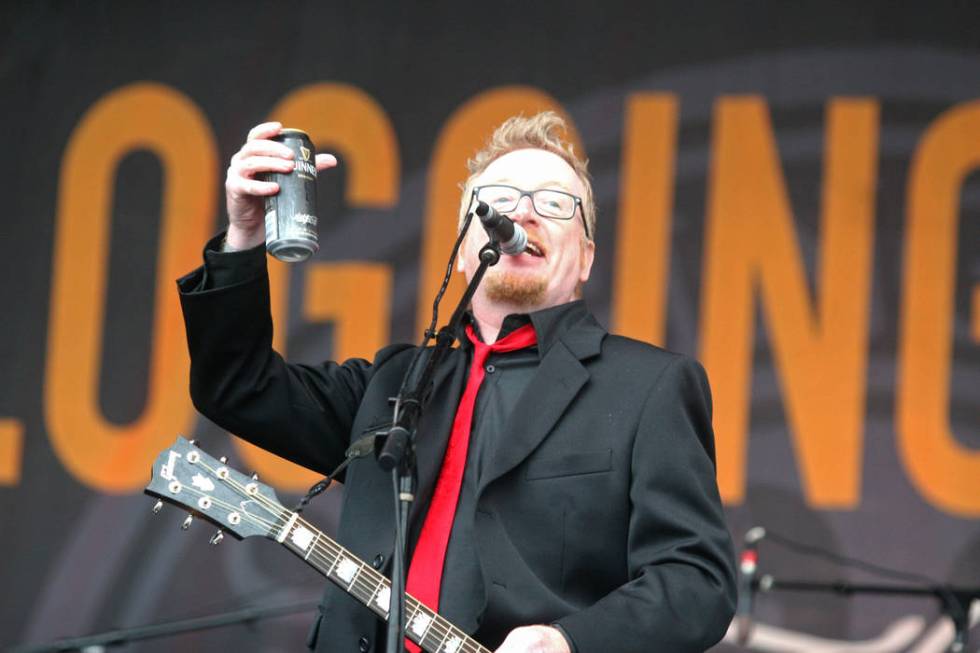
[263,128,318,262]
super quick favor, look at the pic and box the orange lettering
[304,263,393,362]
[898,100,980,516]
[231,84,400,491]
[701,97,878,507]
[611,93,679,346]
[47,83,216,492]
[973,285,980,344]
[0,419,23,485]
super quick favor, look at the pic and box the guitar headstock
[145,437,286,541]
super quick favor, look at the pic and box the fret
[433,627,453,653]
[422,615,457,653]
[304,531,321,560]
[368,578,391,616]
[431,617,453,653]
[353,562,367,592]
[275,512,298,543]
[305,542,336,577]
[333,555,361,589]
[323,548,342,576]
[401,600,421,644]
[350,564,376,604]
[408,604,435,643]
[147,439,492,653]
[436,629,464,653]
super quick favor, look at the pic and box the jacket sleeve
[555,355,737,653]
[177,254,406,476]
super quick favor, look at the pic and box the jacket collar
[462,299,604,362]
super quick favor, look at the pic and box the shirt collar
[463,299,591,359]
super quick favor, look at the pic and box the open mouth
[525,241,545,257]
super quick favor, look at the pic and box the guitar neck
[274,511,490,653]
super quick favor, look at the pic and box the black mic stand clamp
[376,237,502,653]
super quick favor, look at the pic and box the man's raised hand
[223,121,337,250]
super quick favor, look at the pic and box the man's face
[458,148,595,312]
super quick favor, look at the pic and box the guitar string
[187,461,403,610]
[299,542,486,653]
[164,482,283,532]
[164,481,472,651]
[226,480,485,652]
[191,459,406,600]
[184,458,487,653]
[277,515,485,653]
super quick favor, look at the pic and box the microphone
[475,201,527,255]
[735,526,766,646]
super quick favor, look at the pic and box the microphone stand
[377,238,503,653]
[750,576,980,652]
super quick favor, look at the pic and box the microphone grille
[502,224,528,256]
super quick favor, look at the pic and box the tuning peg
[180,514,194,530]
[152,499,164,514]
[209,530,225,545]
[219,456,228,464]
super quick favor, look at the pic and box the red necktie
[404,322,537,650]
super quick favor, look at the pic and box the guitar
[146,437,489,653]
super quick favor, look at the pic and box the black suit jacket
[178,264,736,653]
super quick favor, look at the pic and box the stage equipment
[475,202,527,255]
[738,526,980,653]
[143,437,495,653]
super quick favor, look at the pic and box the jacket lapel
[477,319,602,495]
[410,347,468,528]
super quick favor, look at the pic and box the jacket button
[358,635,371,652]
[372,554,385,569]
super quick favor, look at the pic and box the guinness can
[263,128,319,262]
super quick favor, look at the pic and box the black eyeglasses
[473,184,590,239]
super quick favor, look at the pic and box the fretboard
[274,511,490,653]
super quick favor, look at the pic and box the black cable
[761,528,967,626]
[391,210,475,425]
[293,212,476,514]
[293,432,381,513]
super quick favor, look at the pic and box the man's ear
[579,238,596,284]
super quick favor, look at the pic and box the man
[178,113,736,652]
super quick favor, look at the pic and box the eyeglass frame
[471,184,591,240]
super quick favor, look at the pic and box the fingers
[227,176,279,197]
[228,123,339,205]
[247,121,282,141]
[233,155,295,177]
[226,153,290,201]
[236,138,295,160]
[315,153,338,171]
